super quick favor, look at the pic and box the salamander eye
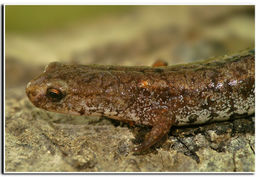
[46,88,64,101]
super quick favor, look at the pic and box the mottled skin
[26,50,255,152]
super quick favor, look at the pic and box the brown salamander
[26,49,255,152]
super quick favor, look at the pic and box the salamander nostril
[25,84,44,104]
[28,90,36,97]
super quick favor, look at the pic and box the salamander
[26,49,255,152]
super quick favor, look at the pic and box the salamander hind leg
[133,116,172,153]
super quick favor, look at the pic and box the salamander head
[26,62,107,116]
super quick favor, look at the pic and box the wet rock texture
[5,6,254,172]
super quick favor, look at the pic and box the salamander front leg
[133,117,172,153]
[152,60,168,67]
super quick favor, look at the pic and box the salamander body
[26,50,255,152]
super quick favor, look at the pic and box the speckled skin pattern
[26,50,255,152]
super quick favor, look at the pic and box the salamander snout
[26,81,46,107]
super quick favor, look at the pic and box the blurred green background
[6,5,134,33]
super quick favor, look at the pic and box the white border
[1,1,257,176]
[0,0,256,5]
[2,4,5,176]
[254,1,258,176]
